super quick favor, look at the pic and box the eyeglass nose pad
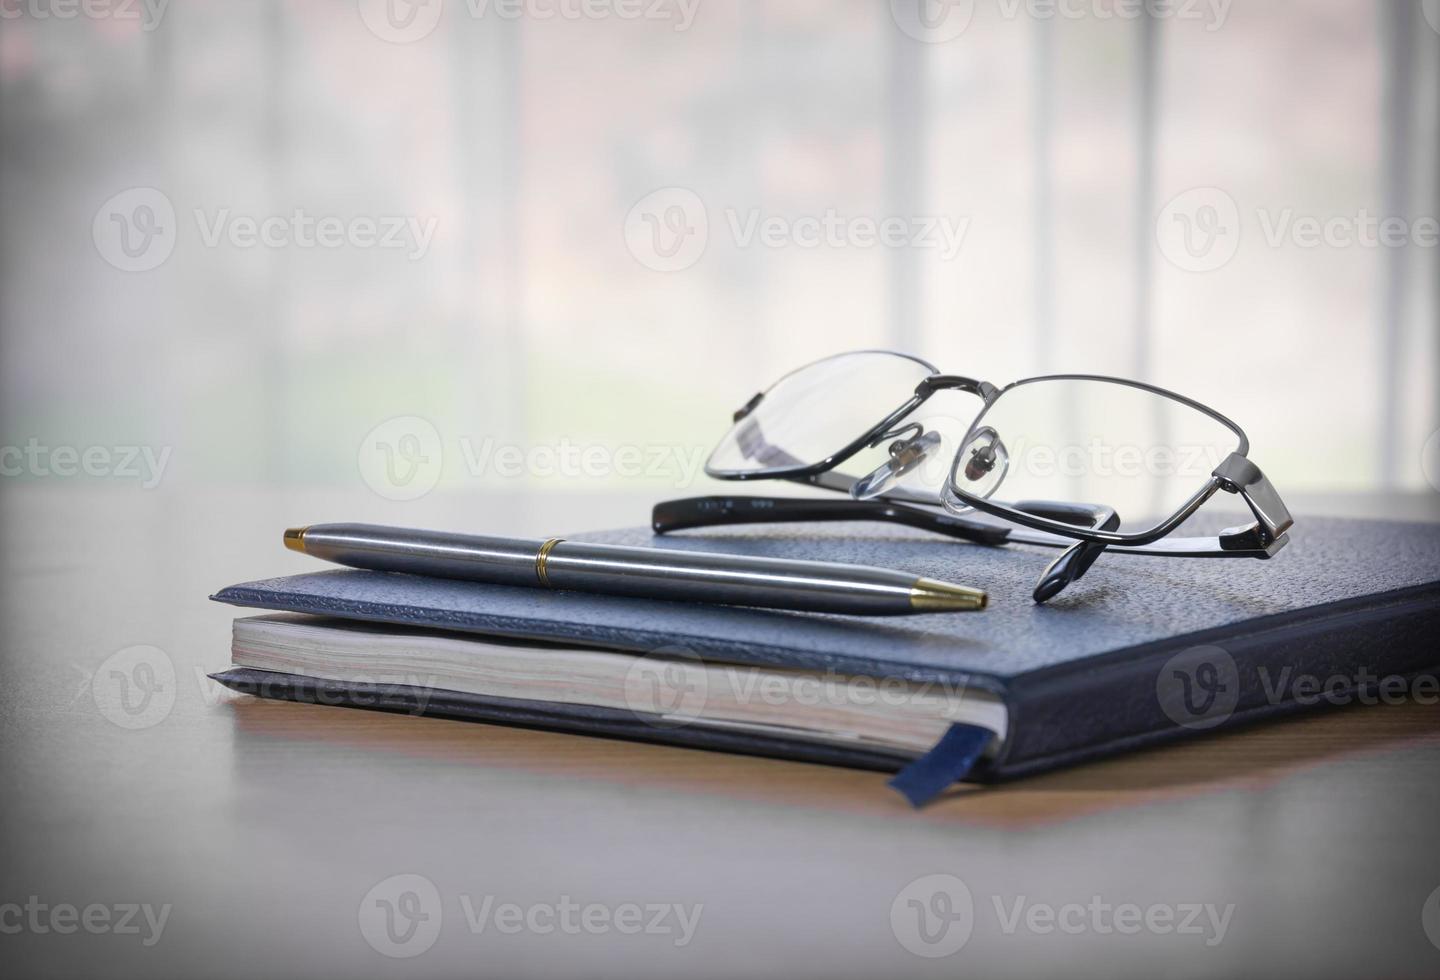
[849,430,943,501]
[943,426,1009,513]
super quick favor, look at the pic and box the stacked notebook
[211,513,1440,804]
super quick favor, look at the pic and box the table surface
[3,485,1439,979]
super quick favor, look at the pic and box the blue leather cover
[210,514,1440,780]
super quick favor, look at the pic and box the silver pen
[283,523,987,615]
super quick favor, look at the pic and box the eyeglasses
[654,350,1293,602]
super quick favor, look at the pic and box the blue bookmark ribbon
[887,723,993,807]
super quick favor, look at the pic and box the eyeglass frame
[653,350,1294,602]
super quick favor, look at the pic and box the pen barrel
[544,541,922,615]
[290,524,952,615]
[295,525,546,587]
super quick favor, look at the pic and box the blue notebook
[210,513,1440,802]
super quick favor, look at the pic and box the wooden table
[3,486,1438,978]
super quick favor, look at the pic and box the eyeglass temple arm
[1033,456,1293,603]
[652,495,1116,546]
[651,495,1013,545]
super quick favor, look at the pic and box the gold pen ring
[535,537,565,587]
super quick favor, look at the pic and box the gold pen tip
[909,578,988,612]
[283,527,308,553]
